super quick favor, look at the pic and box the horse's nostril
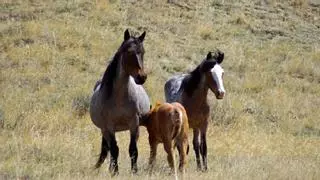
[217,90,225,99]
[135,75,147,85]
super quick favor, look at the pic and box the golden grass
[0,0,319,179]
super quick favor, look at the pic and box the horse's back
[164,74,186,103]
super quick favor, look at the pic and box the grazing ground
[0,0,320,179]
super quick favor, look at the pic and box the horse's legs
[148,136,158,174]
[95,135,109,168]
[164,140,175,174]
[129,127,139,173]
[193,128,201,170]
[200,121,208,171]
[177,139,188,174]
[103,131,119,176]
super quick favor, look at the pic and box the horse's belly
[114,120,130,132]
[187,109,209,129]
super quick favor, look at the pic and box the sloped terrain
[0,0,319,179]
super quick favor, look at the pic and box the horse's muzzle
[216,90,225,99]
[134,74,147,85]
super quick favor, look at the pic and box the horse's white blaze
[211,64,225,93]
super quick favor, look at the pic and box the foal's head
[200,50,226,99]
[119,29,147,85]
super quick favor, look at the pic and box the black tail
[95,135,109,168]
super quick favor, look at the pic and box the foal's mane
[182,63,203,97]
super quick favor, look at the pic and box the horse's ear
[206,52,212,60]
[201,60,216,72]
[217,51,224,64]
[124,29,130,41]
[138,31,146,42]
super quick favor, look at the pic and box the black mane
[182,64,203,97]
[100,52,120,99]
[98,32,145,99]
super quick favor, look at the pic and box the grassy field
[0,0,320,179]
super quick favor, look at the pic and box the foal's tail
[171,108,183,139]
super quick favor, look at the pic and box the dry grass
[0,0,319,179]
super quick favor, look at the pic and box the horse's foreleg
[103,131,119,176]
[95,135,109,169]
[193,129,201,171]
[200,123,208,171]
[129,127,139,173]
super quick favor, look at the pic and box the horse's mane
[100,52,120,99]
[99,37,143,99]
[181,63,203,97]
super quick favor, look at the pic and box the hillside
[0,0,319,179]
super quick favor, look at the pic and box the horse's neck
[113,58,131,95]
[182,75,208,102]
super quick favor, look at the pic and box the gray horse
[90,29,150,175]
[164,50,225,171]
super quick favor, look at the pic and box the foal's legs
[95,135,109,168]
[103,131,119,176]
[200,123,208,171]
[129,126,139,173]
[148,136,158,174]
[176,140,188,174]
[193,128,201,170]
[164,140,175,174]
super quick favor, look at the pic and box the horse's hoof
[109,165,119,176]
[131,167,138,174]
[196,166,202,172]
[95,162,102,169]
[110,171,119,177]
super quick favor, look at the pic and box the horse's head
[120,29,147,85]
[200,50,225,99]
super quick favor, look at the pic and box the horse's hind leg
[95,135,109,168]
[129,126,139,173]
[103,131,119,176]
[177,137,188,174]
[148,137,158,175]
[193,128,201,171]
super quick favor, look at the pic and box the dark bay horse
[90,29,150,175]
[164,50,225,171]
